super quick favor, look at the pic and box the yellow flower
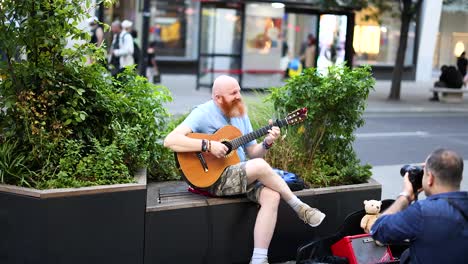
[298,125,305,134]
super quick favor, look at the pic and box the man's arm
[163,124,201,152]
[370,173,422,243]
[96,27,104,47]
[163,124,229,158]
[245,139,271,159]
[245,121,280,159]
[371,202,422,244]
[380,195,411,216]
[382,173,417,216]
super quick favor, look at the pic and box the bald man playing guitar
[164,75,325,264]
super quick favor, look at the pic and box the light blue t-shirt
[181,100,256,162]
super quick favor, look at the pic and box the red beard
[219,96,246,118]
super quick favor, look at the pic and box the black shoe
[429,97,439,101]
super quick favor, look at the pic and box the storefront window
[283,13,318,64]
[200,8,242,55]
[434,10,468,70]
[149,0,199,59]
[317,14,347,72]
[353,6,416,67]
[242,2,284,89]
[198,6,243,86]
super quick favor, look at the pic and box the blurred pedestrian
[88,16,104,47]
[147,41,160,83]
[109,20,122,76]
[86,16,104,65]
[109,20,134,76]
[457,51,468,86]
[456,51,467,80]
[430,65,464,101]
[299,34,316,68]
[122,20,141,73]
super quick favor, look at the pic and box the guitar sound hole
[222,141,233,155]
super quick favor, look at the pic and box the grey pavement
[158,74,467,263]
[159,74,468,116]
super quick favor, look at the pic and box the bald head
[426,148,463,189]
[211,75,245,117]
[212,75,240,99]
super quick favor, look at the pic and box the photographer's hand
[381,173,416,216]
[403,173,416,202]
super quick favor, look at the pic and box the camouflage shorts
[206,162,263,203]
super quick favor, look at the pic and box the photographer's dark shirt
[370,191,467,264]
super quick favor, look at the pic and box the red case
[331,234,394,264]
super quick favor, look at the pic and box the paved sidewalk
[158,74,468,116]
[366,80,468,113]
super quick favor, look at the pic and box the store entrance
[282,11,319,73]
[197,3,243,89]
[283,9,351,74]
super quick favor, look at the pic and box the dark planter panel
[145,181,381,264]
[145,207,210,264]
[145,203,258,264]
[43,190,146,264]
[0,187,146,264]
[211,203,257,264]
[0,192,43,264]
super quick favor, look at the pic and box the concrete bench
[430,87,468,103]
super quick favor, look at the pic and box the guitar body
[177,125,243,188]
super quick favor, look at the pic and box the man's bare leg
[254,187,280,248]
[246,158,297,200]
[250,187,280,264]
[246,158,326,227]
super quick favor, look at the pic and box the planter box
[0,170,147,264]
[144,178,382,264]
[1,174,381,264]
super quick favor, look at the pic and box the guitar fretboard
[230,119,288,149]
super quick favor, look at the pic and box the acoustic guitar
[176,108,308,188]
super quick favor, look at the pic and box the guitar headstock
[285,107,308,125]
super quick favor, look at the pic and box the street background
[159,74,468,201]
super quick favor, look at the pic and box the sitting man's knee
[259,187,281,206]
[247,158,271,173]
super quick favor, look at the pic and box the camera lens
[400,164,411,177]
[399,164,424,191]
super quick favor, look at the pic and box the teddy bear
[360,199,382,234]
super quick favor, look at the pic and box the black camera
[400,164,424,192]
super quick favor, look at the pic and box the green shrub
[262,65,374,187]
[0,0,176,188]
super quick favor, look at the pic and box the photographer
[370,148,467,264]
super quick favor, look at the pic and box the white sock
[251,248,268,264]
[286,196,303,213]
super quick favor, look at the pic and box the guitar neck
[230,118,287,149]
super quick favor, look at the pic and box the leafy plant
[262,65,374,187]
[0,0,176,189]
[0,140,31,187]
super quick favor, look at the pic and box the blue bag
[273,168,306,191]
